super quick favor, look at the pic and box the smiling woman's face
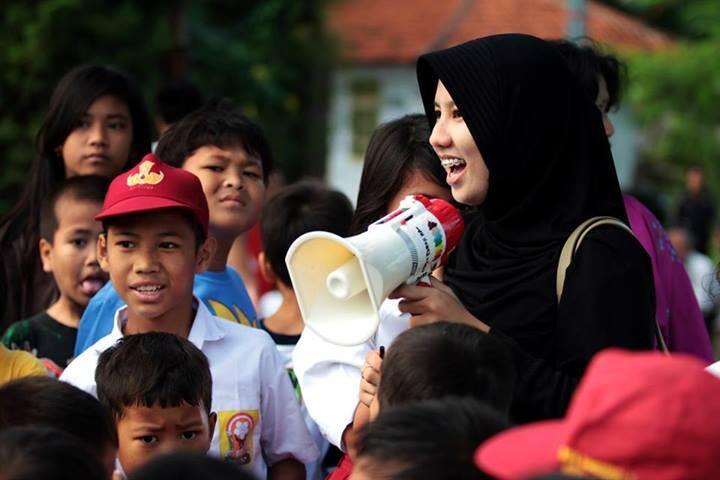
[429,81,489,207]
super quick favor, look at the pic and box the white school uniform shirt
[292,298,410,449]
[61,298,319,479]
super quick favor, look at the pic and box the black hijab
[417,34,628,356]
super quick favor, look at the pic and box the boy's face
[98,210,212,323]
[116,402,216,475]
[40,196,108,308]
[182,145,265,238]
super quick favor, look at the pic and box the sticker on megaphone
[285,195,464,346]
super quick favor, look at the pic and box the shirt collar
[104,297,226,351]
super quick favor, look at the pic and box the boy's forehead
[55,193,103,211]
[188,144,262,166]
[119,402,209,424]
[54,196,103,224]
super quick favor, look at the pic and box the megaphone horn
[286,195,464,346]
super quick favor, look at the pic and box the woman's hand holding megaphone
[391,276,491,332]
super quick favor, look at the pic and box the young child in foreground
[331,321,514,479]
[351,397,508,480]
[2,176,109,376]
[0,376,118,479]
[95,332,216,476]
[61,156,318,479]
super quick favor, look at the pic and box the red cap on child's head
[96,153,209,236]
[475,348,720,480]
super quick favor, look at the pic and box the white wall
[326,66,424,205]
[609,108,639,191]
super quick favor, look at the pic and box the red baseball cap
[96,153,209,236]
[475,349,720,480]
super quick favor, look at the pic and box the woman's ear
[258,251,276,284]
[39,238,53,273]
[196,237,216,273]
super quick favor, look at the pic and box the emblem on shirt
[127,160,164,186]
[219,410,259,465]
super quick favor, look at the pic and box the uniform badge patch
[219,410,259,465]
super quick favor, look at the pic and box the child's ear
[97,234,110,272]
[258,251,276,284]
[39,238,53,273]
[196,237,216,273]
[207,411,217,444]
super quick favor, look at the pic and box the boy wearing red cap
[75,99,267,355]
[61,155,319,479]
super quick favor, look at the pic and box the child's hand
[390,276,490,332]
[358,350,382,409]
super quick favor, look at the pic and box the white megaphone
[285,194,464,346]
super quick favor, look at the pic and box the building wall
[326,66,424,205]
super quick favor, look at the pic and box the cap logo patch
[127,160,165,186]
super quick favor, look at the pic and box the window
[350,77,379,161]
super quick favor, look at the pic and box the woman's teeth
[441,158,466,172]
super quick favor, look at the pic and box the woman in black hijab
[393,34,655,422]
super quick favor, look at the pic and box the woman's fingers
[365,350,383,371]
[358,370,378,407]
[389,283,432,300]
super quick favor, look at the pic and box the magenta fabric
[624,195,714,362]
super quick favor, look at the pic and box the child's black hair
[261,181,353,287]
[39,175,110,242]
[0,376,118,451]
[351,114,447,234]
[0,426,107,480]
[128,451,258,480]
[356,397,510,480]
[551,39,625,112]
[95,332,213,420]
[155,79,205,126]
[155,97,274,183]
[378,322,515,415]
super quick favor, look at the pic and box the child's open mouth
[79,277,106,296]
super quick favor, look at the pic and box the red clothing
[326,454,353,480]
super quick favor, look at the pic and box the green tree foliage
[627,40,720,185]
[603,0,720,189]
[0,0,334,214]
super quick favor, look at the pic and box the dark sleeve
[494,227,655,422]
